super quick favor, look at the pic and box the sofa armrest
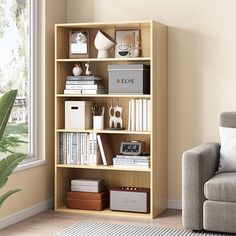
[182,142,220,230]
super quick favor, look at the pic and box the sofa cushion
[217,126,236,173]
[204,172,236,202]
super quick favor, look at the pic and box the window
[0,0,37,163]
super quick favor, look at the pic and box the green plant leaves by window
[0,90,17,141]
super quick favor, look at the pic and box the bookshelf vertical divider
[54,20,167,219]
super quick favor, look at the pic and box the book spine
[65,84,99,90]
[97,134,107,165]
[63,133,67,164]
[135,99,139,131]
[67,76,101,81]
[59,133,63,164]
[131,99,136,131]
[66,80,102,85]
[66,133,71,164]
[147,100,151,131]
[71,133,77,164]
[77,133,81,165]
[139,99,143,131]
[64,89,106,94]
[143,99,147,131]
[128,100,131,131]
[80,133,84,165]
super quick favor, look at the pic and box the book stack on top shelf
[64,75,106,94]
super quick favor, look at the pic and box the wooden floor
[1,209,182,236]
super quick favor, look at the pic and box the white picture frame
[115,29,140,58]
[69,30,89,58]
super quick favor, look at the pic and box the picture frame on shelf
[115,29,141,58]
[69,30,89,58]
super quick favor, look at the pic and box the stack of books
[64,76,106,94]
[59,133,113,166]
[113,154,150,169]
[128,99,151,132]
[67,179,109,211]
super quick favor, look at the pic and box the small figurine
[85,62,92,76]
[72,62,83,76]
[109,100,123,129]
[133,41,141,57]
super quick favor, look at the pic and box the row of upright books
[59,132,150,169]
[59,133,113,166]
[64,76,106,94]
[128,99,151,132]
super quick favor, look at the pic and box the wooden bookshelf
[54,20,167,218]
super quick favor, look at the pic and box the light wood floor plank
[1,209,182,235]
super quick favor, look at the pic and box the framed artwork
[69,30,89,58]
[115,29,141,58]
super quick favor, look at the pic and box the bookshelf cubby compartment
[55,20,167,218]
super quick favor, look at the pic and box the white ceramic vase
[94,30,116,58]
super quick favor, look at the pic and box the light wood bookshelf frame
[54,20,167,219]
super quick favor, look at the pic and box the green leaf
[0,153,25,188]
[0,189,21,207]
[0,90,18,141]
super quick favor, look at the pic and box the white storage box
[65,101,93,129]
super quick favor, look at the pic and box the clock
[120,141,145,156]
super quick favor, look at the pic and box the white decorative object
[133,41,142,57]
[72,62,83,76]
[109,100,123,129]
[85,62,92,75]
[94,30,116,58]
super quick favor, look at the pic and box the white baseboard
[167,200,182,209]
[0,198,53,230]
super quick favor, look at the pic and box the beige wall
[67,0,236,201]
[0,0,67,218]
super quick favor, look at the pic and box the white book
[88,133,94,165]
[80,133,84,165]
[97,134,113,165]
[64,89,106,94]
[147,100,151,131]
[135,99,139,131]
[65,84,100,90]
[128,100,131,131]
[143,99,147,131]
[131,99,136,131]
[66,133,69,164]
[77,133,81,165]
[139,99,143,131]
[66,80,102,85]
[71,179,105,187]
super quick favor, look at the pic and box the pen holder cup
[93,116,104,130]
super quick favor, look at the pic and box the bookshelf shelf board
[56,57,151,62]
[56,94,151,98]
[57,164,151,172]
[56,206,152,218]
[56,129,151,135]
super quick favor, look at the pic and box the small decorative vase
[94,30,116,58]
[72,63,83,76]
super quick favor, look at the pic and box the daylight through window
[0,0,36,161]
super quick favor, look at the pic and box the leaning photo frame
[69,30,89,58]
[115,29,141,58]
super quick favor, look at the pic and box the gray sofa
[182,112,236,234]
